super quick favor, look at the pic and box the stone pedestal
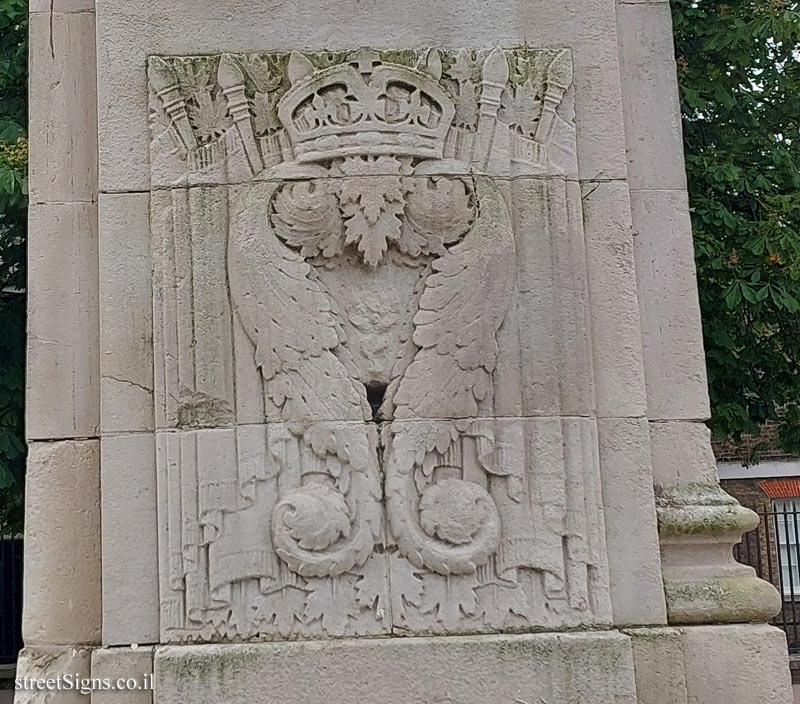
[19,0,792,702]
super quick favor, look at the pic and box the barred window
[774,498,800,597]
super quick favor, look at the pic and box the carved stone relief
[148,47,609,642]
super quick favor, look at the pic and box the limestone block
[154,632,637,704]
[649,421,718,487]
[150,187,235,430]
[680,625,792,703]
[514,178,594,417]
[386,417,612,635]
[27,202,99,441]
[30,0,94,13]
[14,647,92,704]
[631,189,710,421]
[597,417,667,626]
[91,648,153,704]
[23,441,101,646]
[155,425,391,642]
[99,193,154,433]
[97,0,626,192]
[101,434,159,646]
[28,11,97,203]
[616,2,687,191]
[581,181,648,418]
[624,627,688,704]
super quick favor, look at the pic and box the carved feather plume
[392,175,516,420]
[229,182,369,430]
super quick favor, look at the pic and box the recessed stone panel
[146,47,614,643]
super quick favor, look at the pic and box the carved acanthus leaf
[444,49,480,128]
[272,181,344,258]
[419,479,495,545]
[500,79,541,139]
[474,581,531,629]
[253,584,308,637]
[387,552,425,620]
[304,574,361,636]
[401,177,474,257]
[278,483,351,551]
[419,573,480,627]
[340,176,406,267]
[355,554,390,619]
[173,58,232,143]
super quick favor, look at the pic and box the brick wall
[713,423,798,463]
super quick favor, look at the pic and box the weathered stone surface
[581,181,648,418]
[97,0,627,192]
[514,178,594,417]
[101,435,159,646]
[30,0,94,13]
[616,1,687,191]
[143,46,614,643]
[28,11,97,203]
[14,647,92,704]
[597,418,667,626]
[631,190,710,421]
[23,441,101,646]
[91,647,154,704]
[649,421,718,487]
[648,410,780,626]
[680,625,793,703]
[99,193,154,433]
[27,202,99,441]
[625,628,688,704]
[154,632,637,704]
[156,419,611,641]
[23,0,792,696]
[614,0,780,634]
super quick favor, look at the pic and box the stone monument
[18,0,794,702]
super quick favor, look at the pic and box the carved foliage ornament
[149,47,603,640]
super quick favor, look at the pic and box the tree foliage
[672,0,800,459]
[0,0,27,535]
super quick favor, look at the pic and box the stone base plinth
[154,632,637,704]
[626,624,793,704]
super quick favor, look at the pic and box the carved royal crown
[277,48,456,164]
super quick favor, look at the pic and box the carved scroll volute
[472,48,509,169]
[149,56,198,158]
[217,54,263,175]
[534,48,573,146]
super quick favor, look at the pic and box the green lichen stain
[656,482,758,536]
[176,390,234,428]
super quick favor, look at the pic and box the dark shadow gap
[365,382,388,423]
